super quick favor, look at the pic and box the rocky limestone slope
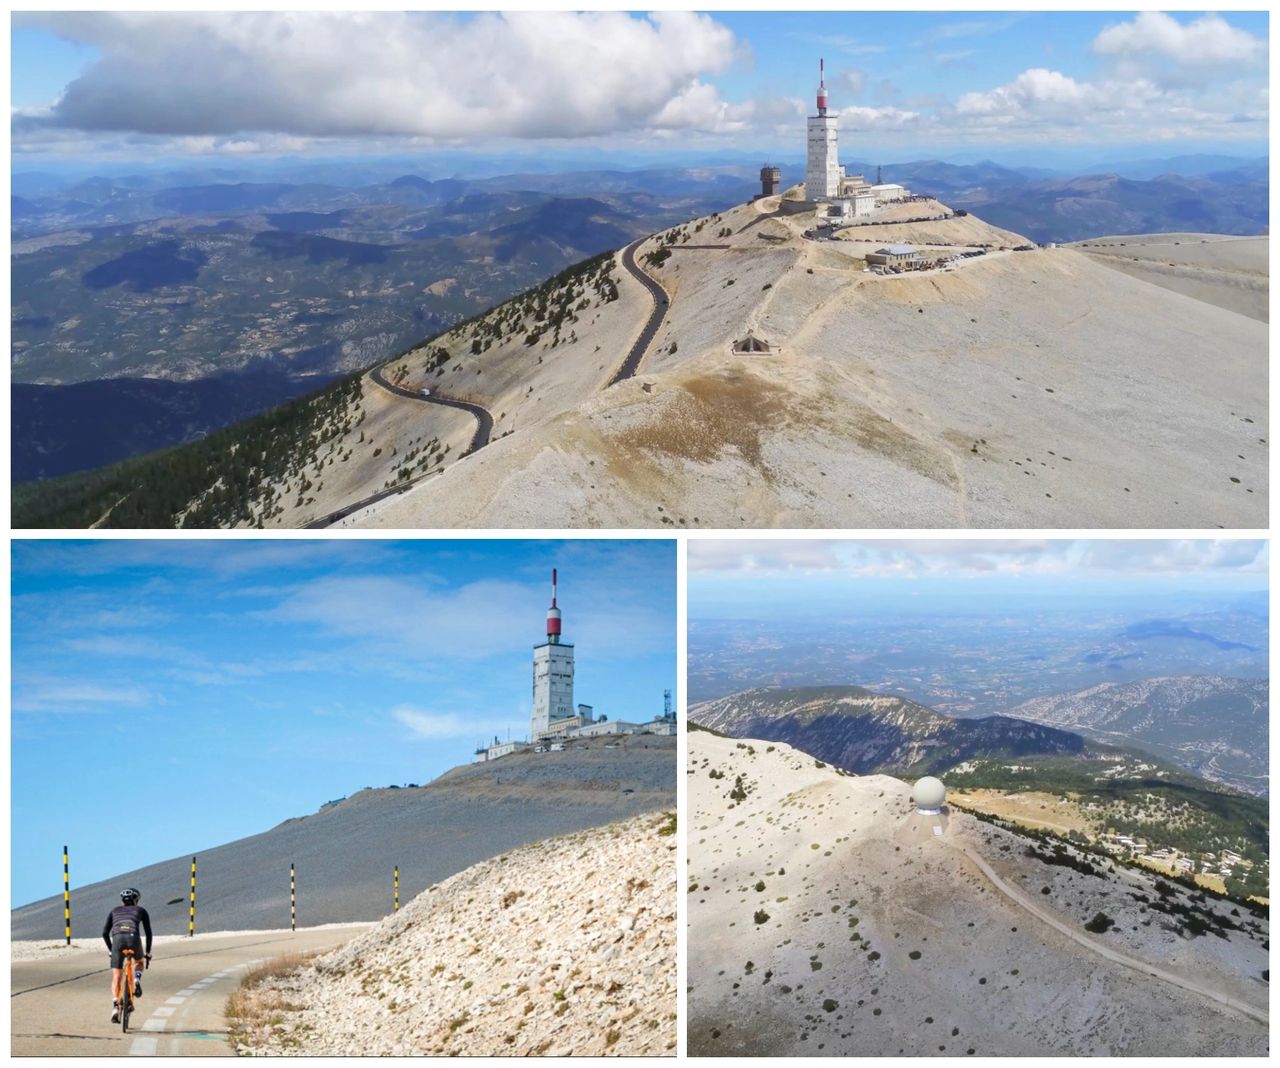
[350,195,1265,529]
[235,811,676,1056]
[688,731,1268,1056]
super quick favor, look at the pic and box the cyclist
[102,888,152,1023]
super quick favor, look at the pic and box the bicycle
[116,949,150,1033]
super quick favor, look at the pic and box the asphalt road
[952,840,1268,1027]
[368,365,493,453]
[608,238,670,387]
[302,366,493,528]
[11,927,364,1057]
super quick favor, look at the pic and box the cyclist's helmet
[120,888,141,905]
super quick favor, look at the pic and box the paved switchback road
[12,926,365,1057]
[609,239,670,387]
[368,366,492,453]
[301,367,493,528]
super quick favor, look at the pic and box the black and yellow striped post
[63,845,71,945]
[394,866,399,913]
[290,863,296,932]
[188,856,197,937]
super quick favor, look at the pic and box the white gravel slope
[239,812,676,1056]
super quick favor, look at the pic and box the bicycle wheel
[120,960,133,1033]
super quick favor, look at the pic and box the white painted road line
[164,996,187,1005]
[176,988,198,996]
[152,1006,176,1018]
[127,1037,158,1055]
[140,1017,166,1032]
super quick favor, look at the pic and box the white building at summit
[801,59,909,216]
[530,568,583,738]
[805,58,841,201]
[473,569,676,762]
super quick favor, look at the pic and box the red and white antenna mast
[817,57,828,115]
[546,568,562,644]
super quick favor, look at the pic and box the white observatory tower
[531,569,575,740]
[805,58,841,201]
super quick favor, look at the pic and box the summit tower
[805,58,841,201]
[531,569,575,739]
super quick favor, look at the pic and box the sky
[689,539,1269,618]
[10,10,1269,166]
[10,539,676,907]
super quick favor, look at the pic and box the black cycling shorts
[110,931,144,969]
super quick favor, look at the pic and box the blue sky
[689,539,1269,619]
[11,539,675,907]
[11,11,1268,165]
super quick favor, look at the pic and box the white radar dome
[912,776,946,812]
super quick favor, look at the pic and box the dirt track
[950,840,1268,1026]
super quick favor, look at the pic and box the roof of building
[876,244,919,256]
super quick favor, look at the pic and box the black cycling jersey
[102,904,153,954]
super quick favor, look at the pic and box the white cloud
[391,705,517,742]
[18,11,741,142]
[1093,12,1264,67]
[13,680,151,714]
[690,540,1267,578]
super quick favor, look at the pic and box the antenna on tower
[546,567,563,644]
[664,689,673,720]
[820,57,825,87]
[877,164,883,185]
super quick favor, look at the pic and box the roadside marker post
[189,857,197,937]
[394,866,399,913]
[291,863,296,932]
[63,845,71,945]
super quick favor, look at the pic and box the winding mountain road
[368,366,492,454]
[11,926,366,1057]
[608,238,670,387]
[301,367,493,528]
[307,239,664,527]
[951,839,1268,1027]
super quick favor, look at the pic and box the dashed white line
[127,1038,158,1056]
[164,996,187,1006]
[152,1006,176,1018]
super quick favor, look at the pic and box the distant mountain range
[689,685,1087,776]
[856,158,1269,244]
[689,678,1268,800]
[1007,675,1268,796]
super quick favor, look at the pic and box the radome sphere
[912,776,946,812]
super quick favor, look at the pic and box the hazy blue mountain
[1007,675,1268,796]
[689,684,1087,776]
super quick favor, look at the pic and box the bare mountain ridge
[11,736,674,940]
[688,731,1268,1056]
[689,684,1086,775]
[15,191,1268,529]
[1007,675,1268,796]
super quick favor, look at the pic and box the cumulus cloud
[17,11,742,141]
[1093,12,1264,67]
